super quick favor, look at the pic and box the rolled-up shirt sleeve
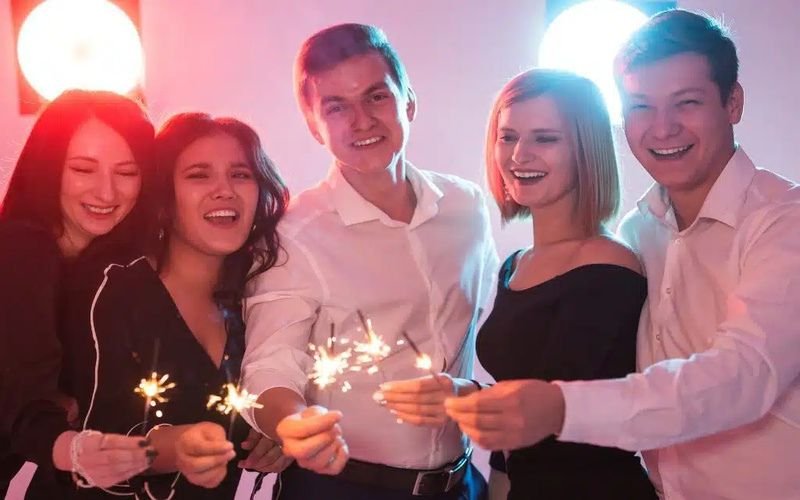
[556,202,800,451]
[239,233,324,432]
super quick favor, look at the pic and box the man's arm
[558,203,800,451]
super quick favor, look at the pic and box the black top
[477,252,656,500]
[60,257,249,499]
[0,220,72,497]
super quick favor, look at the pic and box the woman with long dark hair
[60,112,291,498]
[1,89,159,497]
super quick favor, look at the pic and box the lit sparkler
[353,310,392,370]
[400,331,447,390]
[207,383,264,439]
[135,372,175,431]
[135,338,174,433]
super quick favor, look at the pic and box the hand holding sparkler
[175,422,236,489]
[373,332,457,427]
[275,406,349,475]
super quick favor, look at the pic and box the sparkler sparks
[207,383,264,415]
[135,372,175,404]
[308,342,352,390]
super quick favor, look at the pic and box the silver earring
[158,228,165,241]
[503,184,512,203]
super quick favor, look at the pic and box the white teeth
[512,171,547,179]
[353,137,382,147]
[85,205,114,214]
[204,209,237,219]
[652,145,691,155]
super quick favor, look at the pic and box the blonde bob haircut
[485,68,621,235]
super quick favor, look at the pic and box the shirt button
[665,287,672,295]
[674,237,682,245]
[656,334,663,342]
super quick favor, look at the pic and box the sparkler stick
[400,331,447,390]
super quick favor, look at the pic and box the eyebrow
[626,87,707,100]
[498,127,563,134]
[319,81,391,106]
[66,156,137,167]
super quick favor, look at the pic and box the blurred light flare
[17,0,144,100]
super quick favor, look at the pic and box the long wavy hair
[152,112,289,311]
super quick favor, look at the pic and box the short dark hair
[0,89,156,254]
[153,112,289,310]
[294,23,411,113]
[615,9,739,102]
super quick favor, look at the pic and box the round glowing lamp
[539,0,647,123]
[16,0,144,101]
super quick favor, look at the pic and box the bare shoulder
[575,235,642,274]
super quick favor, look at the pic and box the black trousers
[272,462,487,500]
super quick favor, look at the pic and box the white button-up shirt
[557,148,800,499]
[241,163,498,469]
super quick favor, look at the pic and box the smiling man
[239,24,497,499]
[443,9,800,500]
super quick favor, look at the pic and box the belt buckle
[411,449,471,496]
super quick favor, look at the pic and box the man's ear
[405,86,417,122]
[727,81,744,125]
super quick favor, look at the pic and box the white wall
[1,1,798,497]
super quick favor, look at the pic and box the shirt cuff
[240,369,307,439]
[553,378,632,450]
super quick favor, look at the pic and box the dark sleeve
[540,267,647,382]
[0,223,70,468]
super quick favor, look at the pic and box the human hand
[375,374,463,427]
[54,430,154,488]
[175,422,236,488]
[444,379,565,450]
[275,405,348,475]
[239,427,293,473]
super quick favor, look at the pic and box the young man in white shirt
[240,23,497,499]
[445,9,800,500]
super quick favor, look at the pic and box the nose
[211,174,235,200]
[650,106,681,140]
[511,137,535,165]
[350,102,376,131]
[92,168,116,203]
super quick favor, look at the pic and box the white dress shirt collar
[637,147,757,231]
[327,162,444,229]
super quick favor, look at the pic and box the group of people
[1,7,798,500]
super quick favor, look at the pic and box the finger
[376,390,446,405]
[301,436,342,471]
[319,440,349,475]
[390,410,447,427]
[182,449,236,475]
[277,411,342,440]
[89,433,151,451]
[91,459,151,488]
[444,407,507,431]
[183,437,235,457]
[240,440,282,470]
[444,392,507,414]
[379,375,447,394]
[240,428,261,450]
[282,429,339,460]
[80,448,151,468]
[385,400,447,416]
[459,424,506,450]
[273,455,294,473]
[250,436,278,459]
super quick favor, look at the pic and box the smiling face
[59,117,142,252]
[170,133,259,257]
[621,52,743,195]
[494,95,578,213]
[304,51,416,178]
